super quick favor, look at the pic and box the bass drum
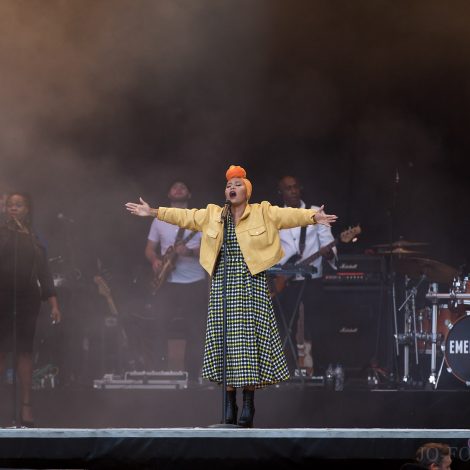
[444,314,470,384]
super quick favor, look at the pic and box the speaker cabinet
[319,286,389,373]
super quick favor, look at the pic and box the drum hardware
[450,275,469,311]
[396,274,427,383]
[425,292,470,302]
[390,256,459,388]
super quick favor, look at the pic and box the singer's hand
[313,205,338,227]
[125,198,152,217]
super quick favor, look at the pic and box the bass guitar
[271,224,361,296]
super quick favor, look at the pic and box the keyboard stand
[268,275,308,385]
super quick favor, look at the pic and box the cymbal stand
[397,275,427,384]
[391,272,399,357]
[427,282,439,387]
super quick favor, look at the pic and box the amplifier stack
[321,255,389,372]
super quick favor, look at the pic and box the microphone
[57,213,75,223]
[220,200,232,222]
[10,215,28,233]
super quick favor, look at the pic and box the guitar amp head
[323,255,386,289]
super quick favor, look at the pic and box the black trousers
[148,280,208,381]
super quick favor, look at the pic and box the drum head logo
[445,315,470,384]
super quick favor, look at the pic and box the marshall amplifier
[323,255,386,290]
[319,255,390,373]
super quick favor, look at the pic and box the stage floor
[1,383,469,429]
[1,427,470,469]
[1,384,470,468]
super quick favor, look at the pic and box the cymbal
[376,247,423,255]
[394,257,458,284]
[373,240,429,248]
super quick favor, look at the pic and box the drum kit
[373,239,470,389]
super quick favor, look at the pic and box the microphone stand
[209,201,238,428]
[12,222,20,427]
[388,169,400,385]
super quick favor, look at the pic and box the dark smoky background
[1,0,470,385]
[1,0,468,274]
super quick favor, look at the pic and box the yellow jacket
[157,201,317,276]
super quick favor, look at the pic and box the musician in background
[275,175,337,375]
[144,181,206,383]
[0,192,61,426]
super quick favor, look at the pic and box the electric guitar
[151,231,198,293]
[296,301,313,377]
[271,224,361,296]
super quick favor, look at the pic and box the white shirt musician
[143,181,206,382]
[275,175,336,375]
[279,202,337,279]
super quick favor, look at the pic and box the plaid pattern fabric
[202,214,289,388]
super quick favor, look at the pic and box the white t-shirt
[279,201,337,280]
[148,218,205,284]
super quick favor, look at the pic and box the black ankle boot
[224,390,238,425]
[238,389,255,428]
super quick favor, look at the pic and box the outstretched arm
[313,205,337,227]
[125,198,208,231]
[125,198,157,217]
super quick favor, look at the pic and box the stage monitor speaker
[319,285,389,374]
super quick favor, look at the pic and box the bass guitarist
[275,175,337,376]
[144,181,207,383]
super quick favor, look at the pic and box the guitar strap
[174,227,185,244]
[299,226,307,257]
[174,228,197,246]
[298,203,309,256]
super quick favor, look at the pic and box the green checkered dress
[202,213,289,388]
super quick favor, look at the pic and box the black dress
[0,224,56,353]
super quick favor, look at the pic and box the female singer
[126,166,336,427]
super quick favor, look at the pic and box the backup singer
[126,165,337,427]
[0,192,61,427]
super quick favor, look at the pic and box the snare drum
[444,314,470,384]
